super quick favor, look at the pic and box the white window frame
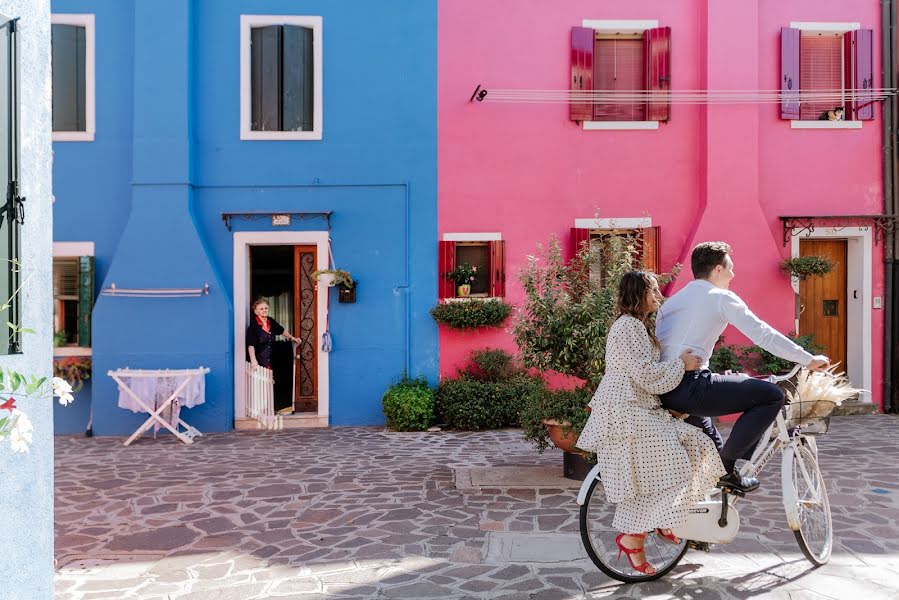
[441,232,503,300]
[52,242,95,356]
[790,21,862,129]
[581,19,660,131]
[240,15,323,141]
[51,13,96,142]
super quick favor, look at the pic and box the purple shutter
[438,241,456,299]
[781,27,800,120]
[846,29,874,120]
[570,27,594,122]
[645,27,671,122]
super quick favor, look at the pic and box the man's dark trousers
[659,371,785,468]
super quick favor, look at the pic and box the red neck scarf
[256,315,271,334]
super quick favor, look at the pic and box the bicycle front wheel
[782,440,833,565]
[579,476,688,583]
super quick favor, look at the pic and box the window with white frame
[52,244,95,349]
[51,14,95,141]
[439,235,505,299]
[240,15,322,140]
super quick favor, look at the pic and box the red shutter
[488,240,505,298]
[640,227,661,273]
[570,27,594,122]
[569,227,590,262]
[845,29,874,121]
[438,240,456,299]
[781,27,800,120]
[645,27,671,122]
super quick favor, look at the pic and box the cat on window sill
[818,106,844,121]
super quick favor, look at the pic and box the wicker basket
[784,399,836,432]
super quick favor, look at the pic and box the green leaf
[25,376,46,395]
[9,371,23,392]
[18,328,34,334]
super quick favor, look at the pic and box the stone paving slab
[53,415,899,599]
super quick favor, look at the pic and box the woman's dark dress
[246,317,285,368]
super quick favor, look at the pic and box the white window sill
[53,130,95,142]
[240,130,322,141]
[442,296,504,303]
[54,347,92,357]
[583,121,659,131]
[790,120,862,130]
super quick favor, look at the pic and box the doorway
[798,239,847,371]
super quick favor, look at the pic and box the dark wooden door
[799,239,847,371]
[293,245,318,412]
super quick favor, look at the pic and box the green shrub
[741,333,824,375]
[436,375,544,430]
[461,348,520,381]
[430,299,512,329]
[780,256,834,279]
[708,337,743,373]
[382,376,435,431]
[518,385,593,453]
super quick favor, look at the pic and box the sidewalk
[54,415,899,599]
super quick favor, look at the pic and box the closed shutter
[570,27,594,122]
[800,33,842,120]
[569,227,590,262]
[488,240,505,298]
[51,24,86,132]
[845,29,874,120]
[251,25,282,131]
[282,25,314,132]
[780,27,800,120]
[644,27,671,122]
[640,227,661,273]
[594,37,644,121]
[438,240,456,299]
[78,256,94,347]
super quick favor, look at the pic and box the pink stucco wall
[439,0,885,408]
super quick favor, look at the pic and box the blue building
[52,0,438,435]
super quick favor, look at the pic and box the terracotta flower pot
[542,419,580,453]
[456,284,471,297]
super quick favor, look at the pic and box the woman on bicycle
[576,271,726,575]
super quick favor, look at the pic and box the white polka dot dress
[576,315,726,534]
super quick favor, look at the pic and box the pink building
[438,0,892,409]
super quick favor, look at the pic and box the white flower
[8,410,33,453]
[53,377,75,406]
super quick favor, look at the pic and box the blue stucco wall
[53,0,438,434]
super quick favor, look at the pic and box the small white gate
[245,362,275,429]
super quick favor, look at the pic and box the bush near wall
[430,298,512,329]
[382,375,435,431]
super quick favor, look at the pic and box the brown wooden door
[293,246,318,413]
[799,239,847,371]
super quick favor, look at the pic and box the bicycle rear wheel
[579,475,688,583]
[782,441,832,565]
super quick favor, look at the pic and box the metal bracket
[780,214,899,246]
[221,211,332,232]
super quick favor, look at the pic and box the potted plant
[780,256,834,280]
[312,268,354,288]
[446,263,478,297]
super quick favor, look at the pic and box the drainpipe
[883,0,897,412]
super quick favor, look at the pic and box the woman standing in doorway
[247,299,300,368]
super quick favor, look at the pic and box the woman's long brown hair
[617,270,661,347]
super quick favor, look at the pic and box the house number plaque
[272,214,291,227]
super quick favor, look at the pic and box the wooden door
[293,245,318,412]
[798,240,847,371]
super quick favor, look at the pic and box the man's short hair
[691,242,732,279]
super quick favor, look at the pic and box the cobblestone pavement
[55,415,899,599]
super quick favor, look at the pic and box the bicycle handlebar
[768,363,803,383]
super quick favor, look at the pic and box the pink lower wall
[438,0,885,408]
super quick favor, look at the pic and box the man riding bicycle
[656,242,830,493]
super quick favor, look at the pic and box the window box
[51,14,95,142]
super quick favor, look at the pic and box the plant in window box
[779,256,834,280]
[53,355,91,393]
[446,262,478,297]
[430,298,512,329]
[312,269,354,288]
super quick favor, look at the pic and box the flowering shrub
[446,262,478,285]
[0,375,73,453]
[53,355,91,393]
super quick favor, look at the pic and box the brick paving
[54,415,899,599]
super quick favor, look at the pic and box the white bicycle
[577,364,833,583]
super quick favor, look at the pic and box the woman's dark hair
[618,271,661,346]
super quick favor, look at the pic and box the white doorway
[233,231,330,427]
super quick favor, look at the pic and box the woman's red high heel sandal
[614,533,656,575]
[655,528,681,545]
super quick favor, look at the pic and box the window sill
[583,121,659,131]
[442,296,504,303]
[240,129,322,141]
[53,130,95,142]
[790,120,862,130]
[54,347,92,357]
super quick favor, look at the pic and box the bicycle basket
[784,399,836,432]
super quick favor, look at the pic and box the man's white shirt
[656,279,813,371]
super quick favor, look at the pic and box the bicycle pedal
[688,541,711,553]
[715,484,746,498]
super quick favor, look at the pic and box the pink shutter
[488,240,505,298]
[845,29,874,120]
[640,227,661,273]
[569,227,590,262]
[645,27,671,122]
[781,27,800,120]
[570,27,594,122]
[438,240,456,299]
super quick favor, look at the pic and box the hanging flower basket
[312,269,354,288]
[780,256,835,280]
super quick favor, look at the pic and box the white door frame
[790,227,872,402]
[233,231,330,421]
